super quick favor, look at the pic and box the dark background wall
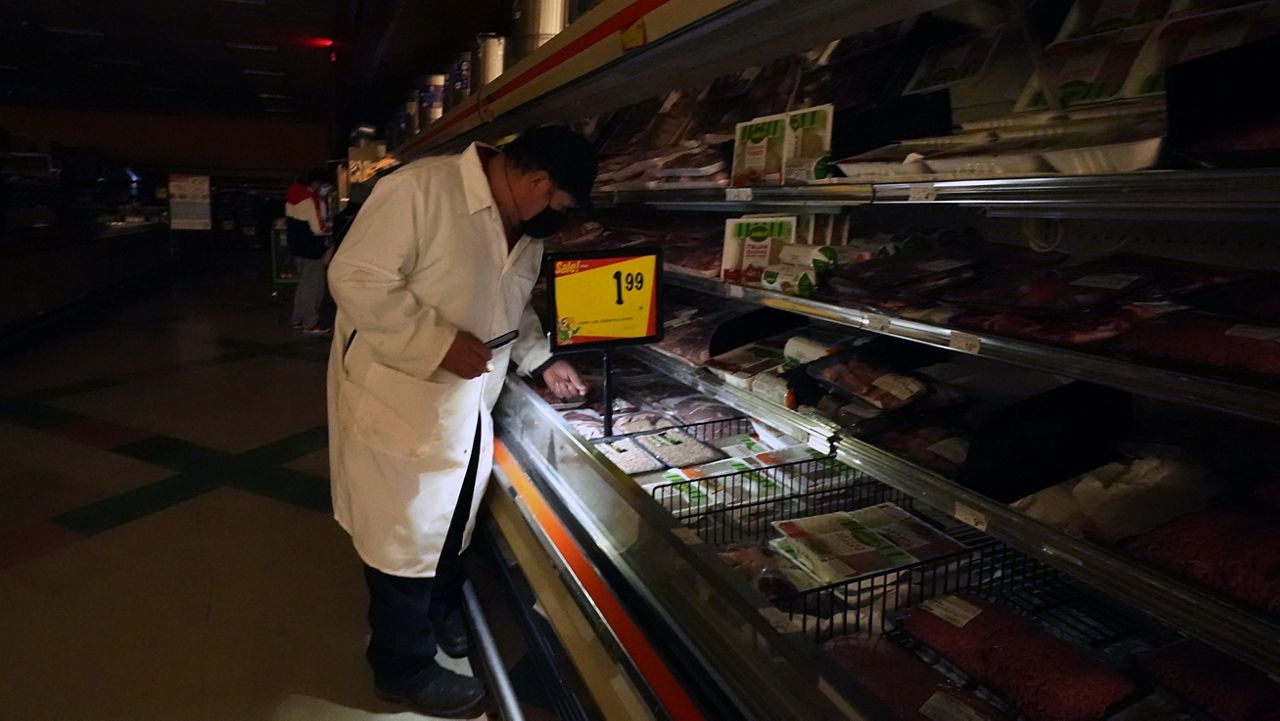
[2,106,332,173]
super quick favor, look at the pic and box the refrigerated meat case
[362,1,1280,719]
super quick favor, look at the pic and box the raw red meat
[899,594,1136,721]
[877,427,969,476]
[809,355,928,411]
[717,543,798,601]
[840,252,978,291]
[1140,640,1280,721]
[823,634,1012,721]
[1125,510,1280,613]
[951,310,1133,345]
[1113,312,1280,377]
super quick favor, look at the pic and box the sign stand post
[600,351,614,437]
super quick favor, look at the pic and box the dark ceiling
[0,0,514,134]
[0,0,340,118]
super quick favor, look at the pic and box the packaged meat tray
[876,426,971,476]
[656,394,743,427]
[897,594,1139,721]
[634,429,726,467]
[807,353,930,411]
[772,511,920,585]
[950,309,1135,345]
[847,503,967,563]
[611,411,680,436]
[762,447,859,492]
[824,634,1013,721]
[706,339,788,388]
[1126,2,1280,96]
[1112,311,1280,378]
[594,438,666,475]
[943,264,1152,313]
[1138,640,1280,721]
[837,251,980,291]
[717,543,815,601]
[1017,25,1152,111]
[1125,509,1280,613]
[1012,453,1222,542]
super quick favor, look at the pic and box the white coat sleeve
[327,172,458,380]
[512,300,553,377]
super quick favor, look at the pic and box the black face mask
[521,206,568,239]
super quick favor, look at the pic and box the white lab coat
[326,143,552,577]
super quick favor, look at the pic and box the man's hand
[441,331,493,379]
[542,360,588,400]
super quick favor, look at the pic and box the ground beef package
[823,634,1013,721]
[1112,311,1280,378]
[634,429,725,467]
[898,594,1137,721]
[1139,640,1280,721]
[1125,509,1280,613]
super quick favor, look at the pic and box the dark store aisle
[0,265,483,720]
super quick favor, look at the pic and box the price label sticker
[727,283,746,299]
[908,183,938,202]
[726,187,754,202]
[547,249,664,350]
[865,313,892,332]
[949,331,982,354]
[954,502,988,532]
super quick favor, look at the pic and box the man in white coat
[326,126,595,718]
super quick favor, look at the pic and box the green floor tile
[52,474,223,536]
[113,436,236,473]
[230,466,332,513]
[239,425,329,466]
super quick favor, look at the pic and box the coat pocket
[350,360,453,459]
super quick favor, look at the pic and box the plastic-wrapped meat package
[1059,0,1171,41]
[533,381,586,409]
[1125,510,1280,613]
[877,427,970,476]
[546,218,606,251]
[1139,640,1280,721]
[716,543,800,601]
[726,56,804,127]
[823,634,1013,721]
[659,395,743,426]
[611,411,677,435]
[655,319,721,365]
[1017,26,1151,111]
[594,438,665,475]
[1012,454,1221,543]
[808,354,929,411]
[943,261,1156,313]
[848,503,967,562]
[898,594,1137,721]
[1112,311,1280,377]
[1190,275,1280,323]
[598,97,663,160]
[634,429,725,467]
[839,252,979,291]
[562,409,605,439]
[950,309,1135,345]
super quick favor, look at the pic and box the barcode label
[865,314,892,332]
[726,187,754,201]
[954,502,988,531]
[908,183,938,202]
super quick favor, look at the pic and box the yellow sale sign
[548,250,662,349]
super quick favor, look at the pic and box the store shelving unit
[596,168,1280,220]
[624,344,1280,679]
[664,272,1280,426]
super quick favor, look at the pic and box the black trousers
[362,418,483,689]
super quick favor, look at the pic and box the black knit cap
[505,125,598,216]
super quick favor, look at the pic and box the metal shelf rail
[663,272,1280,426]
[595,169,1280,220]
[623,344,1280,678]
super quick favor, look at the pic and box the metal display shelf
[621,343,1280,677]
[596,169,1280,219]
[831,434,1280,679]
[389,0,951,162]
[494,375,887,720]
[665,272,1280,426]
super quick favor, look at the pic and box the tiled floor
[0,262,498,720]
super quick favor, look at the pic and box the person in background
[326,126,595,718]
[286,167,333,334]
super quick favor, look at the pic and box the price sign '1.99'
[545,248,664,351]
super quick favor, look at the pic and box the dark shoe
[434,608,472,659]
[376,664,486,719]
